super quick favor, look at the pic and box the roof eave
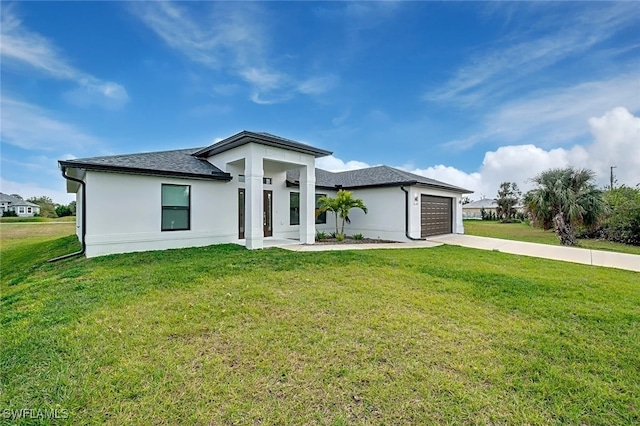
[59,161,232,182]
[193,131,332,158]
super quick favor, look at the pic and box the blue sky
[1,1,639,203]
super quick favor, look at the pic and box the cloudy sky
[1,1,638,203]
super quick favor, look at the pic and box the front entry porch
[214,142,317,250]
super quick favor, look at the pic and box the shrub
[336,233,345,242]
[353,233,364,240]
[602,186,640,246]
[315,231,327,240]
[2,210,18,217]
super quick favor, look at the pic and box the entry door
[238,189,245,239]
[238,189,273,239]
[263,190,273,237]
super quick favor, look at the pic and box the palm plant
[524,167,606,245]
[317,190,368,236]
[316,194,340,236]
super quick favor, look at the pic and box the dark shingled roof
[60,148,231,181]
[287,165,472,193]
[192,130,332,158]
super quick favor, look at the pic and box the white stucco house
[59,131,471,258]
[462,198,524,219]
[0,193,41,217]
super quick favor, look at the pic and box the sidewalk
[428,234,640,272]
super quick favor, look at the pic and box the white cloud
[316,155,371,172]
[297,75,338,96]
[0,7,129,108]
[444,74,640,150]
[323,107,640,199]
[0,178,74,204]
[404,165,482,194]
[428,3,638,105]
[0,97,101,151]
[131,1,335,104]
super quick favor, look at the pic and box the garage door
[421,195,452,237]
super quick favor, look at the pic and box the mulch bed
[315,237,399,245]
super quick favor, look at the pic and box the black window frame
[315,194,327,224]
[289,192,327,225]
[161,184,191,231]
[290,192,300,225]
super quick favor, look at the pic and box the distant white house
[0,193,41,217]
[59,131,473,258]
[462,198,523,219]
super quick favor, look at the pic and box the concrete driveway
[428,234,640,272]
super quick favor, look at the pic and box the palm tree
[317,190,368,236]
[317,194,340,235]
[524,167,606,245]
[336,190,368,235]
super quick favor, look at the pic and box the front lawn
[1,236,639,424]
[464,220,640,255]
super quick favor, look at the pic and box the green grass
[464,220,640,255]
[1,231,639,425]
[0,216,76,223]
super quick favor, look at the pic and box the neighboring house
[0,193,41,217]
[59,131,472,258]
[462,198,523,219]
[462,198,498,219]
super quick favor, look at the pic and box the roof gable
[192,131,332,159]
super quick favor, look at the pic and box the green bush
[336,233,345,242]
[315,231,327,240]
[2,210,18,217]
[602,186,640,246]
[353,233,364,240]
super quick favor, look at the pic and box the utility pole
[610,166,617,189]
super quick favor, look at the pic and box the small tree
[317,190,368,236]
[602,185,640,245]
[27,196,58,218]
[496,182,521,222]
[524,167,606,245]
[317,194,340,236]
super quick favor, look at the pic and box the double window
[289,192,327,225]
[162,184,190,231]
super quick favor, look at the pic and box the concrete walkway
[277,234,639,272]
[428,234,640,272]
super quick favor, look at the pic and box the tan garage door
[421,195,452,237]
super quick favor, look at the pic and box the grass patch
[1,222,78,285]
[0,216,76,223]
[1,235,639,424]
[464,220,640,255]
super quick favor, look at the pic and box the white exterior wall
[338,187,407,241]
[84,171,239,257]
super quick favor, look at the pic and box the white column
[245,151,264,249]
[455,196,464,234]
[299,164,316,244]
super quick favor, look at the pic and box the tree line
[491,167,639,246]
